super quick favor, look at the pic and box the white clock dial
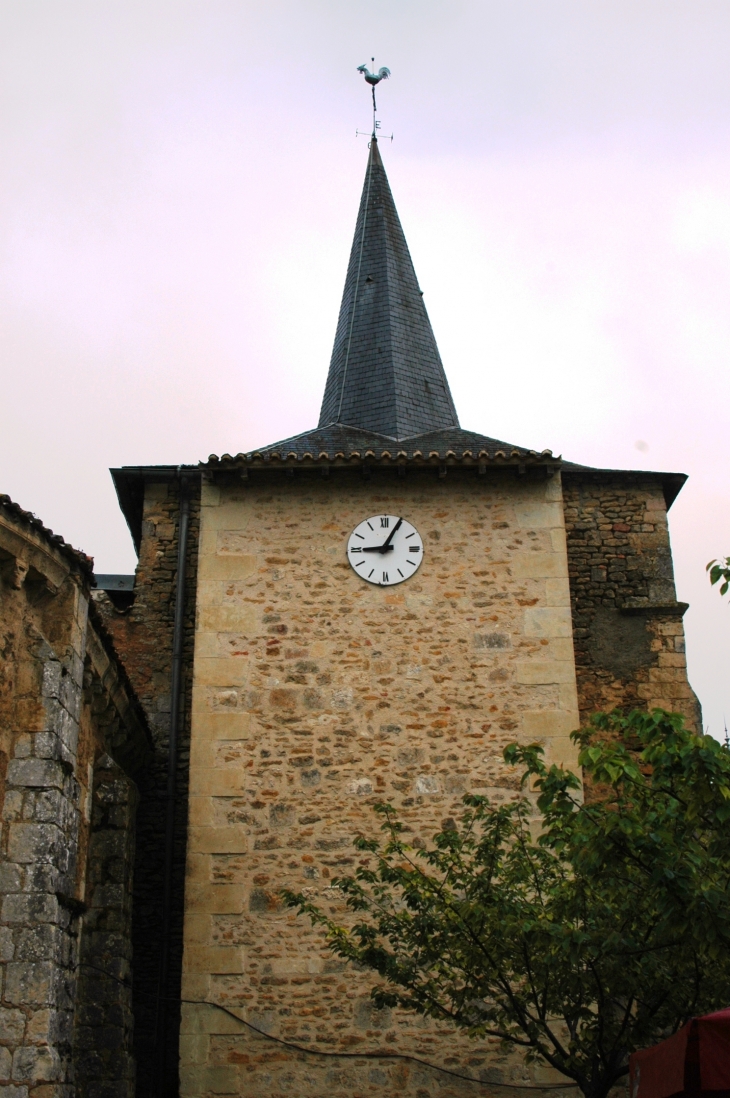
[347,515,424,586]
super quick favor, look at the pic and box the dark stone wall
[96,478,200,1098]
[562,472,700,731]
[73,754,137,1098]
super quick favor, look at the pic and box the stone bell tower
[176,136,581,1098]
[104,131,698,1098]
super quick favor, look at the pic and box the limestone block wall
[562,473,700,731]
[180,467,581,1098]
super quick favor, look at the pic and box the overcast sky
[2,0,730,735]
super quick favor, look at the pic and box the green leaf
[288,708,730,1098]
[708,556,730,599]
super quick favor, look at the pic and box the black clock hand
[379,517,402,553]
[361,544,394,553]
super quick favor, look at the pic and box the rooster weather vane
[357,59,391,137]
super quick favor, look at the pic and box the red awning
[630,1008,730,1098]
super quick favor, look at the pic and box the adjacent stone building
[0,494,150,1098]
[1,136,700,1098]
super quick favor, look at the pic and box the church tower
[103,132,699,1098]
[176,137,583,1096]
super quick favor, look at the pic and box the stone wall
[0,497,149,1098]
[73,754,137,1098]
[562,473,700,730]
[179,466,580,1098]
[96,477,201,1098]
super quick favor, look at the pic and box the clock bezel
[346,514,424,587]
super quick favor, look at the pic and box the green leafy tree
[707,556,730,598]
[285,711,730,1098]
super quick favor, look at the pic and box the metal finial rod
[356,58,390,136]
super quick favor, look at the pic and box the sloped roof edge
[561,464,687,510]
[0,493,94,581]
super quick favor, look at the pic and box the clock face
[347,514,424,586]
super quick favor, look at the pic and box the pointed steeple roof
[318,138,459,439]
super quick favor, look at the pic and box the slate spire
[318,138,459,438]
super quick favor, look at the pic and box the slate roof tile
[318,138,459,438]
[206,424,555,464]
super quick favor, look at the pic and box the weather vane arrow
[357,58,390,136]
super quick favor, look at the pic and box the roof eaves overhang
[111,458,688,556]
[0,492,95,582]
[110,464,200,556]
[204,447,560,472]
[560,465,688,512]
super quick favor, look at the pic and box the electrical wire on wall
[82,961,580,1094]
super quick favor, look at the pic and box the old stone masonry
[0,136,700,1098]
[0,495,149,1098]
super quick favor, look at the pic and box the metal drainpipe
[157,476,190,1091]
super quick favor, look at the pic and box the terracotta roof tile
[203,424,556,467]
[0,493,94,579]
